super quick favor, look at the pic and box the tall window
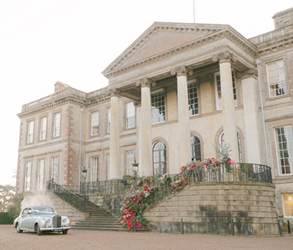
[191,136,201,161]
[24,162,31,191]
[282,193,293,217]
[126,102,135,129]
[40,117,47,141]
[275,125,293,174]
[90,156,99,182]
[91,111,99,136]
[107,108,111,133]
[220,132,242,163]
[126,150,136,175]
[151,91,165,124]
[267,60,287,97]
[153,142,167,176]
[53,113,61,137]
[215,71,237,110]
[27,121,34,143]
[188,81,199,116]
[37,159,44,190]
[106,154,110,180]
[52,157,59,182]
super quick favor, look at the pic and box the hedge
[0,212,12,224]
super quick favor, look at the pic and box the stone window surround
[268,118,293,177]
[38,114,48,143]
[122,146,136,176]
[214,69,238,111]
[124,101,136,131]
[89,107,101,138]
[86,151,101,182]
[49,152,60,184]
[26,118,35,145]
[262,56,290,101]
[35,156,45,191]
[276,188,293,218]
[151,88,168,124]
[51,109,62,139]
[190,131,204,161]
[281,193,293,218]
[265,58,288,99]
[23,157,33,193]
[152,137,169,176]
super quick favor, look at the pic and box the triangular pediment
[102,22,229,76]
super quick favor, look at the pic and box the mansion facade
[17,8,293,220]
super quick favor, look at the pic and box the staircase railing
[47,179,87,212]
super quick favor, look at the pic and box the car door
[20,208,29,229]
[26,208,36,231]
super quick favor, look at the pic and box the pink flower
[187,167,191,171]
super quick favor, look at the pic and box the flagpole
[193,0,195,23]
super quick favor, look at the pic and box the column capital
[135,78,156,88]
[212,51,237,64]
[171,66,193,77]
[108,88,120,97]
[236,68,258,79]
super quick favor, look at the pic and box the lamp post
[81,166,87,212]
[132,159,139,232]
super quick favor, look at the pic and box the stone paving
[1,225,292,250]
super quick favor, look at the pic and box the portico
[103,22,260,178]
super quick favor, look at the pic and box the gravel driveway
[1,225,292,250]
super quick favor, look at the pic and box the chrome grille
[53,215,61,228]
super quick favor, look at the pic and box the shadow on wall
[21,193,54,209]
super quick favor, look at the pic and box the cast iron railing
[61,179,128,196]
[148,163,272,208]
[47,179,87,212]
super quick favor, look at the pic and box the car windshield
[32,207,55,214]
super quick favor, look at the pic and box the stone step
[74,223,123,228]
[71,226,129,231]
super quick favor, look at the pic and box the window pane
[151,92,165,124]
[190,136,201,161]
[52,157,59,183]
[275,125,293,174]
[54,113,61,137]
[27,121,34,143]
[25,162,31,191]
[90,156,99,182]
[126,102,135,128]
[126,150,136,175]
[188,82,199,116]
[91,111,99,135]
[37,160,44,190]
[153,142,166,176]
[267,60,287,97]
[40,117,47,140]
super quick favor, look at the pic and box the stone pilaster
[136,78,155,176]
[171,66,192,166]
[239,69,261,164]
[134,102,142,176]
[212,51,239,162]
[109,88,120,179]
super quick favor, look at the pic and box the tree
[0,185,15,212]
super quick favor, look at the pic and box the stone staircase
[71,198,128,231]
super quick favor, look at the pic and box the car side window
[22,208,28,215]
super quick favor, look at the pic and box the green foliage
[0,212,11,224]
[0,185,15,212]
[122,175,132,181]
[8,194,22,223]
[213,143,235,172]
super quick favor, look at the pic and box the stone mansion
[17,8,293,220]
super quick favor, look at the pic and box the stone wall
[144,182,279,235]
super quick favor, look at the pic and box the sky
[0,0,292,186]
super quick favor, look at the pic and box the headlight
[62,218,67,223]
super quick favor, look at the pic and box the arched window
[153,141,167,176]
[190,136,201,161]
[220,132,242,163]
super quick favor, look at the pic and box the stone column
[239,69,261,163]
[212,51,239,162]
[134,102,142,176]
[171,66,192,167]
[109,89,120,179]
[136,78,155,176]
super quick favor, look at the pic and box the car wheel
[16,223,23,233]
[37,224,42,236]
[62,230,68,234]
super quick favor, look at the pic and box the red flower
[139,193,143,197]
[136,221,140,225]
[130,210,134,215]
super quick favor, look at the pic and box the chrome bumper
[40,226,71,231]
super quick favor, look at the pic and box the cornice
[257,36,293,55]
[103,29,257,79]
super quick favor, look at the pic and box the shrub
[0,212,11,224]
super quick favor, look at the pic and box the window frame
[52,111,61,138]
[39,116,48,141]
[266,59,287,98]
[282,193,293,218]
[190,135,202,161]
[152,141,167,176]
[188,79,199,116]
[90,110,100,137]
[219,131,243,163]
[51,156,59,183]
[151,89,166,124]
[214,70,237,111]
[37,159,45,191]
[24,161,32,192]
[274,125,293,176]
[90,156,99,182]
[125,149,136,175]
[125,102,136,129]
[26,120,35,144]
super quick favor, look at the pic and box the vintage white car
[13,206,71,235]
